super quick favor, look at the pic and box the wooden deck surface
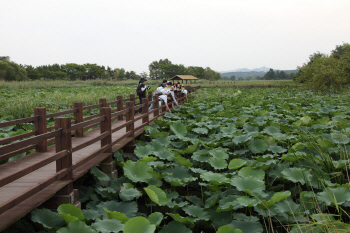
[0,113,153,231]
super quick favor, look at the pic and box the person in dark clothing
[137,78,150,114]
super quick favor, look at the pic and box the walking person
[136,78,150,115]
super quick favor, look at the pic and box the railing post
[99,98,107,107]
[74,102,83,137]
[148,91,152,102]
[154,97,159,118]
[34,107,47,152]
[129,94,135,105]
[142,98,149,125]
[100,107,112,161]
[117,96,123,121]
[126,101,135,136]
[55,117,73,195]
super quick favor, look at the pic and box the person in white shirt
[166,82,179,107]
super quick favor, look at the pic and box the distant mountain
[221,66,270,73]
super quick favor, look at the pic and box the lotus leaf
[217,225,243,233]
[231,176,265,195]
[31,208,66,230]
[123,160,153,183]
[183,142,200,153]
[119,187,142,201]
[90,166,110,182]
[57,221,97,233]
[91,219,124,233]
[123,217,156,233]
[144,185,168,206]
[232,135,251,144]
[182,205,211,221]
[166,213,195,228]
[228,159,246,170]
[57,204,85,222]
[281,168,312,185]
[236,196,259,207]
[209,149,229,160]
[148,212,163,226]
[134,145,153,158]
[200,172,230,185]
[229,220,263,233]
[263,126,281,135]
[248,139,268,154]
[208,157,228,170]
[257,191,291,210]
[170,122,187,136]
[103,207,129,223]
[317,187,350,206]
[159,221,192,233]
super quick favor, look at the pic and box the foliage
[0,60,27,81]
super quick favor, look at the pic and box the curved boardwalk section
[0,87,199,231]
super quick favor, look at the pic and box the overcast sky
[1,0,349,73]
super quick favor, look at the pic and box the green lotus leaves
[148,212,163,226]
[159,221,192,233]
[257,191,291,210]
[232,134,251,144]
[123,217,156,233]
[267,145,287,154]
[57,221,97,233]
[82,209,102,221]
[228,159,246,170]
[183,142,200,153]
[192,127,208,135]
[221,125,237,135]
[209,148,229,160]
[217,196,240,212]
[281,167,312,185]
[103,207,129,223]
[153,149,174,160]
[90,166,111,182]
[317,187,350,206]
[229,220,263,233]
[123,160,153,183]
[208,157,228,170]
[248,139,268,154]
[144,185,168,206]
[236,196,259,207]
[149,131,169,138]
[263,126,281,135]
[182,205,211,221]
[170,122,187,136]
[200,171,230,185]
[231,176,265,195]
[166,213,195,228]
[174,154,193,167]
[238,166,265,180]
[232,213,259,222]
[134,145,153,158]
[119,187,143,201]
[94,201,138,219]
[31,208,66,230]
[57,204,85,224]
[91,219,124,233]
[217,225,243,233]
[331,133,350,144]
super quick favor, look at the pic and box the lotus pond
[7,87,350,233]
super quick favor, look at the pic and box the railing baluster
[100,107,112,162]
[74,102,83,137]
[34,107,47,152]
[117,96,123,120]
[55,117,73,195]
[142,98,149,125]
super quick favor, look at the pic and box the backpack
[136,85,143,96]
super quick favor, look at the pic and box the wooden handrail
[0,131,36,146]
[46,109,76,118]
[0,116,38,128]
[72,131,110,153]
[71,116,105,131]
[0,130,61,156]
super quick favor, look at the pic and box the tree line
[0,58,221,81]
[222,69,296,81]
[294,42,350,92]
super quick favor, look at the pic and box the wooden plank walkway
[0,113,151,231]
[0,86,200,231]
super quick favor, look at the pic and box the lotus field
[9,87,350,233]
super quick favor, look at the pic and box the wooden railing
[0,86,200,217]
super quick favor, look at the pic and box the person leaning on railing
[153,83,171,113]
[179,85,188,101]
[166,82,179,107]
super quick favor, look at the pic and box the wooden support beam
[34,108,47,152]
[55,117,73,195]
[142,98,149,125]
[154,97,159,118]
[74,102,83,137]
[100,107,112,162]
[99,98,107,107]
[117,96,123,120]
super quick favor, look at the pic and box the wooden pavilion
[170,75,198,84]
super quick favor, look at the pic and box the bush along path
[10,87,350,233]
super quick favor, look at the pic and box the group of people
[136,78,188,114]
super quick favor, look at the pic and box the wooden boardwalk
[0,87,199,231]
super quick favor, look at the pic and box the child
[180,85,188,101]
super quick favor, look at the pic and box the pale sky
[1,0,349,73]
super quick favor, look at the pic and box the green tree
[0,60,27,81]
[114,68,125,80]
[25,65,40,80]
[263,68,277,80]
[125,71,138,80]
[62,63,86,80]
[84,63,105,79]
